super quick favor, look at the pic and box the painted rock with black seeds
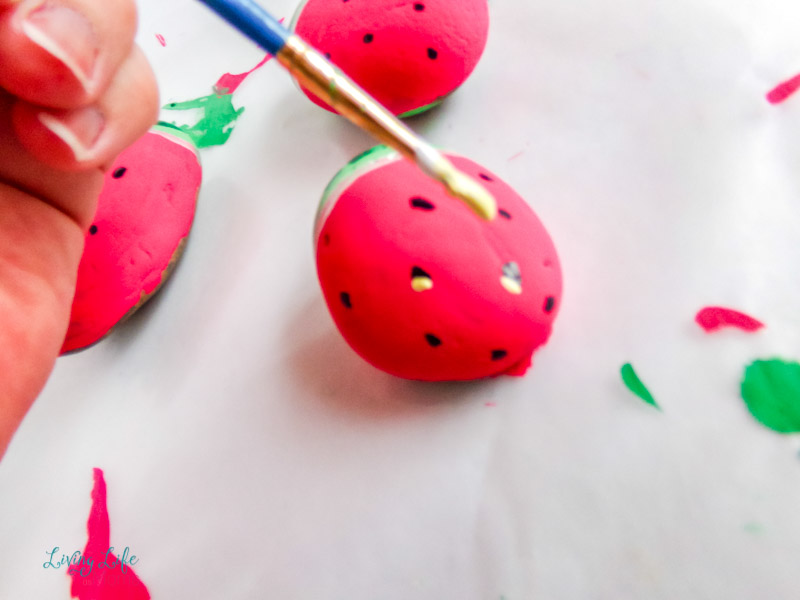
[314,146,562,381]
[291,0,489,116]
[61,125,202,353]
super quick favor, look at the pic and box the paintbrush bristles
[277,35,497,221]
[413,145,497,220]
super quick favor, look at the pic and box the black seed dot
[427,47,438,60]
[544,296,555,313]
[498,209,511,219]
[413,2,425,10]
[363,33,374,43]
[411,266,431,279]
[112,167,127,179]
[322,233,331,246]
[479,173,493,181]
[425,333,442,347]
[89,225,98,235]
[410,197,435,210]
[340,292,352,309]
[491,349,508,361]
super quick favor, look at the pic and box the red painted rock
[61,126,202,353]
[315,146,562,381]
[292,0,489,116]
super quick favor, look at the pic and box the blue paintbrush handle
[196,0,290,56]
[196,0,495,218]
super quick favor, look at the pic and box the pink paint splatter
[507,151,525,162]
[155,34,166,47]
[69,469,150,600]
[485,402,497,407]
[211,18,283,94]
[695,306,764,333]
[766,73,800,104]
[214,53,272,94]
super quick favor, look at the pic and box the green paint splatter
[620,363,660,410]
[162,93,244,148]
[741,358,800,433]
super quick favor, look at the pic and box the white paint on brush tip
[414,145,497,219]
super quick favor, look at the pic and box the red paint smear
[155,34,166,47]
[766,73,800,104]
[695,306,764,333]
[69,469,150,600]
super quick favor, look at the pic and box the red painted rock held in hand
[61,126,202,353]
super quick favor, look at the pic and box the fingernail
[21,3,98,93]
[38,107,104,162]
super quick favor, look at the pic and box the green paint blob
[162,93,245,148]
[741,358,800,433]
[621,363,660,410]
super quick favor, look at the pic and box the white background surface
[2,0,800,598]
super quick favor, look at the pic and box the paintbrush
[195,0,496,220]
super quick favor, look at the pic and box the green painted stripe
[317,144,399,215]
[398,97,445,118]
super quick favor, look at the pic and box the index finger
[0,0,137,109]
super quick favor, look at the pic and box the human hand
[0,0,158,459]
